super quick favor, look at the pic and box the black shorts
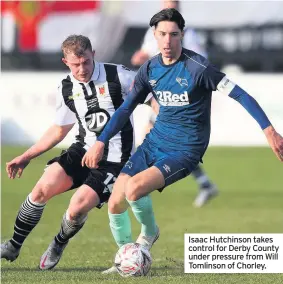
[47,143,124,208]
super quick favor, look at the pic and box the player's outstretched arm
[228,87,283,161]
[219,80,283,161]
[263,125,283,162]
[225,84,281,159]
[6,123,74,179]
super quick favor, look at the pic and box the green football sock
[108,210,132,248]
[127,195,157,237]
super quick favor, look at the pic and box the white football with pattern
[114,243,152,277]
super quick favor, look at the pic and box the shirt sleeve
[216,76,271,130]
[98,63,152,143]
[198,64,226,91]
[54,83,76,126]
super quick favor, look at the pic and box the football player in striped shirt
[1,34,151,270]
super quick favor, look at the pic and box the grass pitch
[1,146,282,283]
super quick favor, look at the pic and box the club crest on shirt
[95,83,110,97]
[176,77,189,87]
[99,85,105,96]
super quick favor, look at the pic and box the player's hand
[81,141,105,169]
[264,126,283,162]
[6,155,30,179]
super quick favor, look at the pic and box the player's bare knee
[31,183,52,203]
[125,190,140,201]
[68,195,89,222]
[108,199,125,214]
[108,201,117,214]
[68,207,87,223]
[69,197,86,216]
[125,179,142,201]
[108,189,128,213]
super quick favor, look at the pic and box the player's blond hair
[61,35,92,57]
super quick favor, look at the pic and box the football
[114,243,152,277]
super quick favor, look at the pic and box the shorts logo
[163,164,171,173]
[125,161,133,169]
[156,90,190,106]
[176,77,188,87]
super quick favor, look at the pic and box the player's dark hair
[61,35,92,57]
[149,8,185,31]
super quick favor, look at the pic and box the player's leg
[40,160,123,270]
[191,164,218,208]
[107,144,154,250]
[103,168,163,275]
[126,166,164,241]
[126,151,198,250]
[1,143,87,262]
[1,162,73,262]
[108,173,133,249]
[102,173,133,275]
[39,184,99,270]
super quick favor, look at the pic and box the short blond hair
[61,35,92,57]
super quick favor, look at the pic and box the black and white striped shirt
[55,62,137,163]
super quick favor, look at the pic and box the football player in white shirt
[1,34,152,270]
